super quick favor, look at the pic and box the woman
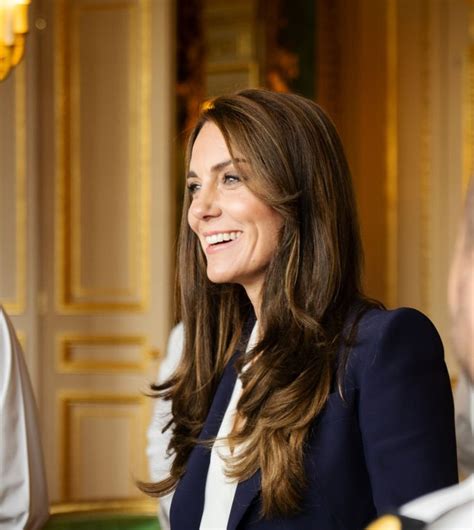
[143,89,457,529]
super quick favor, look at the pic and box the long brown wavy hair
[141,89,380,517]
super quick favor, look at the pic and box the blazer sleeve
[357,308,458,513]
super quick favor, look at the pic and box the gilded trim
[139,0,151,313]
[50,498,157,516]
[57,333,151,373]
[70,407,142,498]
[17,330,26,351]
[54,0,69,313]
[54,0,151,313]
[463,2,474,193]
[70,1,138,299]
[419,0,431,312]
[70,0,82,300]
[3,61,26,315]
[386,0,398,308]
[58,391,148,500]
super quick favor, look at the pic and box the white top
[0,306,49,530]
[401,474,474,527]
[147,323,184,530]
[199,323,259,530]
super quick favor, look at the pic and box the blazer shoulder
[358,305,439,332]
[348,306,444,382]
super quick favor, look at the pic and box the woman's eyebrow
[187,158,247,180]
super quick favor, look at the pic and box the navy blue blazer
[169,308,458,529]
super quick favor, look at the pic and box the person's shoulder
[358,305,436,329]
[0,304,12,332]
[428,498,474,529]
[356,306,441,347]
[168,322,184,353]
[401,475,474,525]
[0,305,19,358]
[347,306,444,377]
[158,322,184,382]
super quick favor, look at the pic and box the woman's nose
[189,186,221,220]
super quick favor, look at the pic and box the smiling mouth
[205,231,242,246]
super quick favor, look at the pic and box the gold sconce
[0,0,31,81]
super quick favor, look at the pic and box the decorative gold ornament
[0,0,31,81]
[366,515,402,530]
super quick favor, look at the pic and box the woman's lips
[205,235,241,254]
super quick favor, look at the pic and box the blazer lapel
[169,352,240,529]
[170,314,258,529]
[227,470,261,530]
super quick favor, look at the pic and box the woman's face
[187,121,283,306]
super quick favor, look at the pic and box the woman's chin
[206,266,240,285]
[207,272,234,284]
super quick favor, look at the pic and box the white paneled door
[0,0,175,505]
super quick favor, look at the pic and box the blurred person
[451,177,474,479]
[143,89,457,529]
[454,374,473,477]
[147,322,183,530]
[0,306,49,529]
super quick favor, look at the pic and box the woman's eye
[223,174,241,185]
[187,182,200,195]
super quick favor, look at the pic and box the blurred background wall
[0,0,472,510]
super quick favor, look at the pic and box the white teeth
[205,232,241,245]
